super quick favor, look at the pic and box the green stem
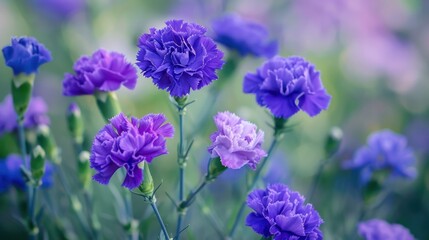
[175,100,186,240]
[28,186,37,240]
[149,197,170,240]
[307,159,328,202]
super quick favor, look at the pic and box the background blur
[0,0,428,239]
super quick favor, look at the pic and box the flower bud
[94,91,121,122]
[11,74,35,118]
[206,157,227,181]
[138,162,154,197]
[78,151,91,190]
[31,145,46,184]
[324,127,343,157]
[36,125,61,164]
[66,102,84,144]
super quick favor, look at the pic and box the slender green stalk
[28,186,37,240]
[175,100,187,240]
[149,197,170,240]
[308,159,328,202]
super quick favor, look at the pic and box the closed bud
[11,74,35,118]
[138,162,154,197]
[206,157,227,181]
[66,102,84,144]
[31,145,46,183]
[36,125,61,164]
[324,127,343,157]
[94,91,121,122]
[78,151,91,190]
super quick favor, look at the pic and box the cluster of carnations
[0,14,417,240]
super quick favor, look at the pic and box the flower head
[90,113,174,189]
[208,111,266,170]
[136,20,224,97]
[246,183,323,240]
[2,37,52,75]
[243,56,331,119]
[358,219,415,240]
[212,14,278,58]
[63,49,138,96]
[0,95,50,136]
[344,129,416,184]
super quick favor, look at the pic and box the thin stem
[308,159,328,202]
[176,103,186,240]
[28,186,37,240]
[17,117,28,168]
[150,198,170,240]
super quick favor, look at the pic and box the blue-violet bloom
[246,183,323,240]
[344,129,417,184]
[243,56,331,119]
[212,14,278,58]
[0,161,11,193]
[208,111,266,170]
[90,113,174,189]
[63,49,138,96]
[2,36,52,75]
[358,219,415,240]
[136,20,224,97]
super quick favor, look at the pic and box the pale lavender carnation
[358,219,415,240]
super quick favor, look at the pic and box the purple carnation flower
[243,56,331,119]
[2,36,52,75]
[90,113,174,189]
[136,20,224,97]
[0,95,50,136]
[63,49,138,96]
[358,219,415,240]
[208,111,266,170]
[212,14,278,58]
[246,183,323,240]
[344,129,416,184]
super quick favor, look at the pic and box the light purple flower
[208,111,266,170]
[358,219,415,240]
[90,113,174,189]
[246,183,323,240]
[344,129,416,184]
[63,49,138,96]
[136,20,224,97]
[32,0,85,19]
[243,56,331,119]
[0,94,50,136]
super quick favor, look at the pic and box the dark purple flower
[136,20,224,97]
[246,183,323,240]
[90,113,174,189]
[344,129,416,184]
[0,94,50,136]
[212,14,278,58]
[0,161,11,193]
[208,111,266,170]
[358,219,415,240]
[63,49,138,96]
[243,56,331,119]
[2,37,52,75]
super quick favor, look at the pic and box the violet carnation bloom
[212,14,278,58]
[243,56,331,119]
[0,95,50,136]
[344,129,416,184]
[246,183,323,240]
[90,113,174,189]
[2,36,52,75]
[208,111,266,170]
[63,49,137,96]
[136,20,224,97]
[358,219,415,240]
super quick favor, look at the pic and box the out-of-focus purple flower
[344,129,416,184]
[0,161,11,193]
[212,14,278,58]
[136,20,224,97]
[6,154,54,190]
[63,49,137,96]
[263,151,289,184]
[90,113,174,189]
[358,219,415,240]
[32,0,85,19]
[2,37,52,75]
[0,95,50,136]
[208,111,266,170]
[243,56,331,119]
[246,183,323,240]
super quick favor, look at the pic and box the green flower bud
[78,151,92,190]
[11,74,35,118]
[94,91,121,122]
[138,162,154,197]
[66,103,84,144]
[206,157,227,181]
[324,127,343,157]
[36,125,61,164]
[31,145,46,183]
[174,96,188,108]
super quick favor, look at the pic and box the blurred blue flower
[243,56,331,119]
[63,49,137,96]
[263,151,289,184]
[246,183,323,240]
[136,20,224,97]
[0,161,11,193]
[344,129,417,184]
[32,0,85,19]
[358,219,415,240]
[212,14,278,58]
[0,94,50,136]
[2,37,52,75]
[90,113,174,189]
